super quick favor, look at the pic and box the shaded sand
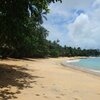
[0,57,100,100]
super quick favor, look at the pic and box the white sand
[0,57,100,100]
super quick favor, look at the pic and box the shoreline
[0,57,100,100]
[61,61,100,77]
[61,57,100,77]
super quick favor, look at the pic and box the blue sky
[43,0,100,49]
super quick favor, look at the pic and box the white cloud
[67,14,93,48]
[43,0,100,49]
[68,14,89,38]
[67,6,100,49]
[92,0,100,8]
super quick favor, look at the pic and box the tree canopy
[0,0,62,58]
[0,0,100,58]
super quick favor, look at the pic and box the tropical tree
[0,0,62,58]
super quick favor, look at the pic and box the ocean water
[67,57,100,74]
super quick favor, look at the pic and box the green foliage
[0,0,100,58]
[0,0,62,58]
[62,46,100,57]
[46,41,100,58]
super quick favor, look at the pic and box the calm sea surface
[67,57,100,73]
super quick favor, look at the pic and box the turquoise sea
[66,57,100,74]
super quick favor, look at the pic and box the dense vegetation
[0,0,100,58]
[46,41,100,57]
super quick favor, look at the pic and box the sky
[43,0,100,49]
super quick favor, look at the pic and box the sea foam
[66,59,80,63]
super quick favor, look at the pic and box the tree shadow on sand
[0,64,42,100]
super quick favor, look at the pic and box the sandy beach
[0,57,100,100]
